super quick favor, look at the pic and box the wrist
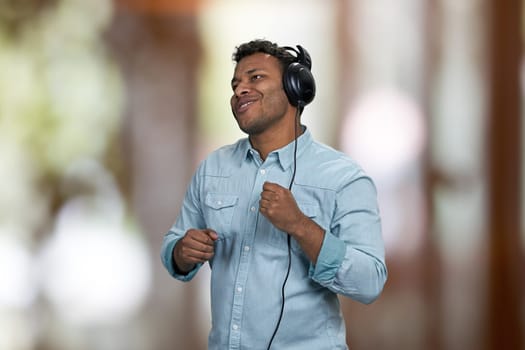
[173,256,194,275]
[290,214,310,239]
[172,245,194,275]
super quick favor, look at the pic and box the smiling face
[230,53,291,136]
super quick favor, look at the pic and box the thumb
[205,229,218,241]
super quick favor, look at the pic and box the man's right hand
[173,229,218,273]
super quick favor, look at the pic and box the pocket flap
[298,202,318,218]
[205,193,239,210]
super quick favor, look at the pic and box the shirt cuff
[163,238,201,282]
[308,231,346,283]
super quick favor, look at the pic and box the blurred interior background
[0,0,522,349]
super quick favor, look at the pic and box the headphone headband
[282,45,312,70]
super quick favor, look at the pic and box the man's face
[230,52,290,136]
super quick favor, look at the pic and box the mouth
[234,97,258,115]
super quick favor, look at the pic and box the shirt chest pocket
[203,193,239,237]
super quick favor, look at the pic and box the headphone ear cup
[283,62,316,107]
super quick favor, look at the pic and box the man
[161,39,387,350]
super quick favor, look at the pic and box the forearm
[289,214,325,264]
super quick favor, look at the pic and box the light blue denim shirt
[161,127,387,350]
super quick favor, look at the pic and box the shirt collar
[242,125,313,171]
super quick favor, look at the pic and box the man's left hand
[259,181,306,235]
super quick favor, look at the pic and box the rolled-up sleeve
[309,175,387,304]
[160,165,206,282]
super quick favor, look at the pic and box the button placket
[228,159,276,348]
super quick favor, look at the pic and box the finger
[188,229,216,246]
[259,200,276,214]
[181,242,215,260]
[184,250,214,264]
[174,240,214,266]
[186,246,215,259]
[186,236,216,252]
[259,205,268,216]
[191,240,216,253]
[203,229,219,241]
[263,181,282,192]
[259,198,272,210]
[260,191,275,201]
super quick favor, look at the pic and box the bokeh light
[0,233,37,309]
[38,159,152,326]
[341,88,426,184]
[341,88,427,256]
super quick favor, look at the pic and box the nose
[233,80,250,98]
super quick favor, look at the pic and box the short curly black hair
[232,39,296,74]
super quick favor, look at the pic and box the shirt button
[217,201,222,205]
[260,169,266,175]
[237,287,243,293]
[250,206,256,212]
[244,246,250,252]
[232,324,239,330]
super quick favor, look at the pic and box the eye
[251,74,263,81]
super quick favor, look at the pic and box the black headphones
[282,45,316,109]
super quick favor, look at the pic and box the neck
[250,118,302,161]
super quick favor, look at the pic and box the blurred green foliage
[0,0,124,235]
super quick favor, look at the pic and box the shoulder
[296,140,370,190]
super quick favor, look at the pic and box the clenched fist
[173,229,218,273]
[259,181,325,264]
[259,181,306,234]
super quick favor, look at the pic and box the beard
[236,114,281,135]
[233,96,289,136]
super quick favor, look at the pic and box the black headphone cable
[266,106,301,350]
